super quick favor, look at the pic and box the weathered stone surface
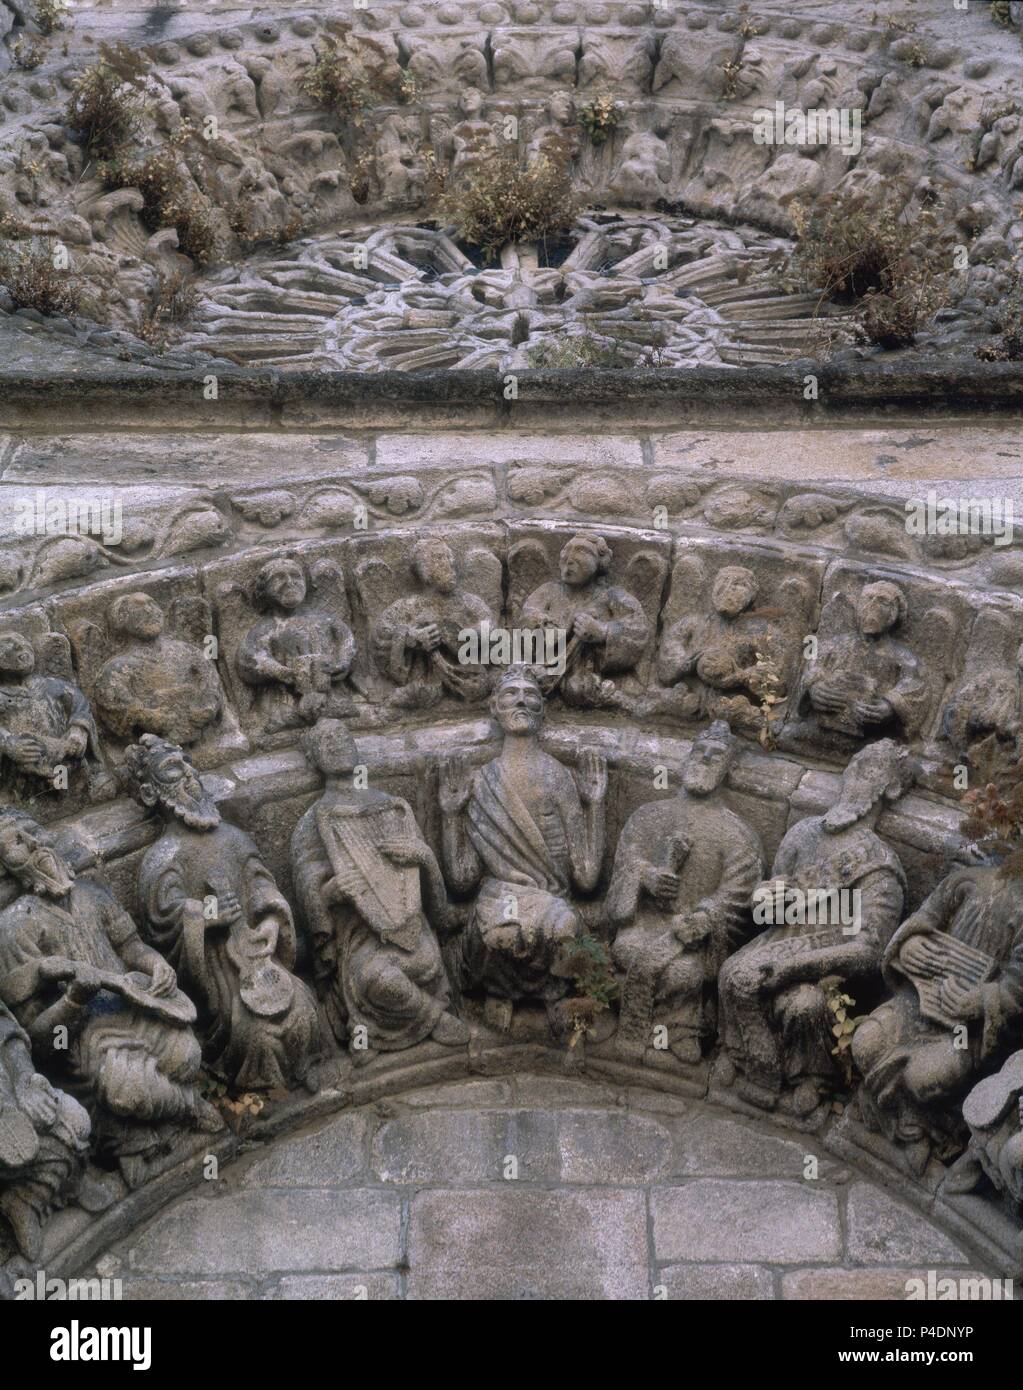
[652,1181,842,1264]
[128,1191,401,1276]
[407,1189,649,1300]
[240,1114,370,1188]
[781,1267,1003,1301]
[845,1185,968,1267]
[267,1274,399,1301]
[657,1263,774,1301]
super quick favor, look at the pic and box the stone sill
[4,361,1023,433]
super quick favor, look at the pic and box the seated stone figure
[946,1050,1023,1203]
[439,666,607,1031]
[0,809,220,1184]
[0,630,108,801]
[719,740,910,1117]
[852,859,1023,1174]
[656,566,789,733]
[520,534,649,711]
[92,593,223,750]
[292,719,468,1060]
[237,557,356,734]
[799,581,930,743]
[371,537,492,707]
[126,734,325,1093]
[0,1001,92,1262]
[606,721,762,1065]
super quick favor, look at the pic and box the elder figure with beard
[606,722,763,1065]
[0,809,218,1184]
[439,666,607,1029]
[519,534,649,710]
[371,538,492,706]
[126,735,325,1093]
[719,740,910,1117]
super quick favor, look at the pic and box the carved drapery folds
[1,506,1022,1276]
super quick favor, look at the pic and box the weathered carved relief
[784,564,968,756]
[649,542,823,739]
[439,666,607,1035]
[951,1051,1023,1207]
[491,27,578,92]
[54,576,243,771]
[938,603,1023,780]
[292,718,468,1059]
[0,618,113,813]
[126,735,328,1095]
[606,721,763,1069]
[207,544,361,745]
[0,809,221,1188]
[508,525,666,711]
[851,859,1023,1176]
[355,527,503,712]
[718,740,911,1121]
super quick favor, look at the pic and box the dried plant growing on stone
[577,96,620,145]
[102,138,218,266]
[137,271,200,346]
[65,43,150,159]
[0,237,82,317]
[435,147,576,263]
[977,266,1023,361]
[961,736,1023,876]
[12,36,46,69]
[791,192,950,349]
[560,932,619,1046]
[300,31,407,126]
[33,0,67,35]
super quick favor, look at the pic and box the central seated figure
[439,666,607,1031]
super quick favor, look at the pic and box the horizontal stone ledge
[4,362,1023,431]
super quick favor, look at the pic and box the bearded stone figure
[439,666,607,1032]
[0,1000,94,1262]
[125,735,326,1094]
[519,534,649,711]
[606,722,762,1066]
[718,740,911,1118]
[852,858,1023,1175]
[0,810,220,1185]
[291,719,468,1060]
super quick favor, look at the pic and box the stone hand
[325,870,361,905]
[147,956,177,999]
[642,864,680,908]
[809,682,847,714]
[62,727,88,760]
[14,1072,57,1130]
[577,748,607,804]
[9,734,45,768]
[438,753,473,815]
[379,838,426,867]
[853,696,891,725]
[673,910,711,946]
[66,963,104,1005]
[212,892,244,927]
[900,934,945,978]
[572,613,606,645]
[939,976,983,1021]
[410,622,442,652]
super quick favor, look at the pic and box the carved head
[254,558,307,613]
[856,581,907,637]
[681,719,738,797]
[0,808,74,898]
[824,738,913,832]
[559,534,611,588]
[123,734,221,831]
[459,88,484,118]
[412,538,457,595]
[0,630,35,678]
[109,592,165,643]
[711,566,758,618]
[301,718,358,778]
[548,91,574,125]
[492,664,544,737]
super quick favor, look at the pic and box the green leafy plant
[790,191,950,349]
[560,931,619,1046]
[0,237,82,317]
[65,43,150,159]
[824,980,865,1092]
[435,147,576,262]
[577,96,620,146]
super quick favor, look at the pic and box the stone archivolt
[1,496,1023,1288]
